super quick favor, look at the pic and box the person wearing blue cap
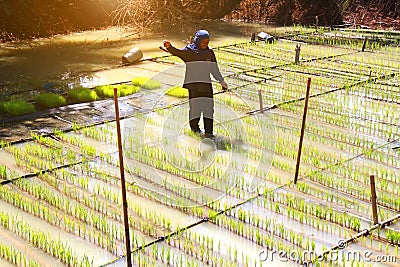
[163,30,228,138]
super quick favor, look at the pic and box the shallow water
[0,258,14,267]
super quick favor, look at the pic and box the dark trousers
[188,86,214,135]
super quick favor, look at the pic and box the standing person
[163,30,228,138]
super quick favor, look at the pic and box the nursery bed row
[236,40,354,60]
[266,127,399,214]
[135,101,399,212]
[347,79,400,104]
[286,29,400,50]
[279,99,398,144]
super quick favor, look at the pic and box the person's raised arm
[163,40,190,62]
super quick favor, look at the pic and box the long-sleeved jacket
[166,45,224,89]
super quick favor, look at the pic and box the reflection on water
[0,21,280,100]
[78,74,101,89]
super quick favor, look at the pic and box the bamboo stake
[362,37,368,52]
[258,89,263,113]
[114,88,132,267]
[295,44,301,64]
[251,33,256,43]
[294,78,311,184]
[370,175,379,225]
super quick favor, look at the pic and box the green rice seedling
[132,77,162,89]
[0,243,38,266]
[165,86,188,98]
[35,93,66,108]
[114,84,140,96]
[0,165,7,179]
[67,87,98,103]
[386,229,400,245]
[0,99,35,116]
[94,84,140,98]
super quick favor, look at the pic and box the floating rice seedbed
[286,28,400,49]
[348,78,400,104]
[0,28,399,267]
[228,40,355,62]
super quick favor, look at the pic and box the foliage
[1,0,398,41]
[67,87,98,103]
[35,93,66,108]
[230,0,399,28]
[165,86,188,98]
[132,77,162,89]
[94,84,140,98]
[340,0,400,28]
[0,1,114,41]
[0,100,35,116]
[111,0,242,31]
[231,0,343,25]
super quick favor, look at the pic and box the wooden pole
[295,44,301,65]
[258,89,263,113]
[114,88,133,267]
[294,78,312,184]
[251,33,256,44]
[370,175,379,225]
[362,37,368,52]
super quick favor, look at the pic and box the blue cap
[194,30,210,49]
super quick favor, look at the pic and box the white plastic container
[122,47,143,64]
